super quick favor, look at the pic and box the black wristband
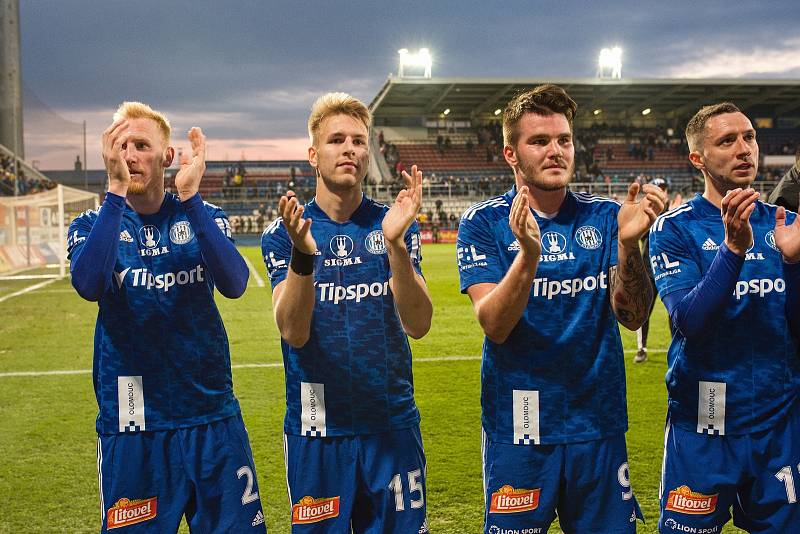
[290,247,315,276]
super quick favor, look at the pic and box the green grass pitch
[0,244,747,533]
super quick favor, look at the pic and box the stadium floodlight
[443,108,451,116]
[494,108,502,116]
[398,48,432,78]
[642,108,652,116]
[597,46,622,79]
[593,109,602,116]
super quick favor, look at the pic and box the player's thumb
[626,182,640,202]
[775,206,786,227]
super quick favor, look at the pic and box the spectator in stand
[767,147,800,210]
[466,138,474,154]
[444,136,452,150]
[437,134,444,154]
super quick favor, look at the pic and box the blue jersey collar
[503,185,577,221]
[304,193,370,224]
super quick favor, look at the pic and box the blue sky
[19,0,800,168]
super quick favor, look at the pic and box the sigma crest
[138,225,169,256]
[539,231,575,262]
[325,235,362,267]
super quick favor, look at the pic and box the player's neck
[126,188,166,215]
[315,183,363,223]
[702,173,753,209]
[519,182,567,214]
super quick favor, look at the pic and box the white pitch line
[0,278,59,304]
[243,255,265,287]
[0,351,668,379]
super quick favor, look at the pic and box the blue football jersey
[67,193,240,435]
[649,194,800,436]
[458,186,626,445]
[261,194,423,437]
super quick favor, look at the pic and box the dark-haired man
[650,102,800,533]
[457,84,666,533]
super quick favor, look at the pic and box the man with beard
[261,93,432,533]
[650,102,800,533]
[457,84,666,533]
[67,102,265,532]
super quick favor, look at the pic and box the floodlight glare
[597,46,622,79]
[494,108,502,116]
[642,108,651,116]
[593,109,602,116]
[398,48,432,78]
[443,108,451,116]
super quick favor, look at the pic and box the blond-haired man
[261,92,432,533]
[68,102,266,532]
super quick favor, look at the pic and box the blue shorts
[659,408,800,534]
[97,414,266,533]
[482,431,644,534]
[283,426,428,534]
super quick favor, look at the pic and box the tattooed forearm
[611,245,654,330]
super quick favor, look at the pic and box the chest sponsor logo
[457,244,488,270]
[665,486,718,515]
[138,225,169,256]
[765,230,778,252]
[365,230,387,254]
[115,265,205,292]
[575,226,602,250]
[697,381,726,436]
[292,495,340,524]
[317,280,389,304]
[326,234,362,266]
[532,272,608,300]
[119,230,134,243]
[733,278,784,300]
[490,485,541,514]
[169,221,194,245]
[107,497,157,529]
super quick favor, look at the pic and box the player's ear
[503,144,517,167]
[308,145,318,169]
[163,146,175,168]
[688,150,704,171]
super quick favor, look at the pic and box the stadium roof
[370,77,800,124]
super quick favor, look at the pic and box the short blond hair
[113,101,171,143]
[685,102,741,152]
[307,92,371,145]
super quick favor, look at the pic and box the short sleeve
[457,212,504,293]
[260,218,292,288]
[648,217,702,298]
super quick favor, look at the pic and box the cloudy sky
[18,0,800,169]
